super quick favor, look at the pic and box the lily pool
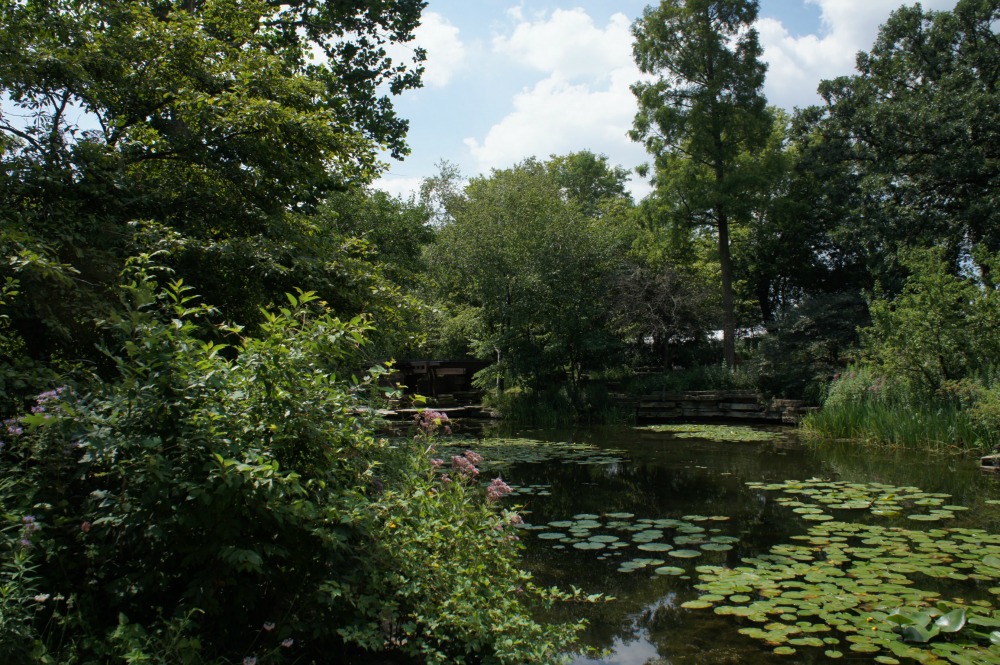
[442,424,1000,664]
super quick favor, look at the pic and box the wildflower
[415,409,451,436]
[31,404,46,414]
[4,419,22,436]
[243,657,257,665]
[451,454,479,477]
[508,513,524,526]
[81,521,91,533]
[281,638,294,648]
[430,458,444,469]
[19,538,32,549]
[34,594,50,602]
[463,449,483,465]
[440,473,452,484]
[486,477,513,503]
[22,515,35,524]
[263,622,276,632]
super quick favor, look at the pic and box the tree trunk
[717,210,737,367]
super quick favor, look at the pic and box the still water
[474,425,1000,665]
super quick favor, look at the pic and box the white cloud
[493,9,633,82]
[465,9,648,197]
[759,0,960,109]
[372,174,423,201]
[387,11,466,88]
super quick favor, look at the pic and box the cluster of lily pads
[747,478,971,523]
[684,520,1000,663]
[519,512,739,575]
[636,424,777,442]
[435,437,626,473]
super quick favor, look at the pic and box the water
[479,425,1000,665]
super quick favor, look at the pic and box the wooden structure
[392,360,488,400]
[627,391,812,424]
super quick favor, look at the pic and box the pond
[442,424,1000,665]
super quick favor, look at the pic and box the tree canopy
[630,0,771,366]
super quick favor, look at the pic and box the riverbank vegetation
[1,0,998,662]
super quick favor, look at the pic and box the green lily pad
[669,549,702,559]
[655,566,686,576]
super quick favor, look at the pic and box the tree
[546,150,633,217]
[862,247,1000,396]
[0,0,427,377]
[814,0,1000,279]
[630,0,771,366]
[427,159,632,407]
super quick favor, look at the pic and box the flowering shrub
[0,264,587,663]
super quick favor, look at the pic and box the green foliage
[813,0,1000,278]
[0,0,427,369]
[546,151,632,218]
[427,158,635,408]
[485,384,632,428]
[630,0,771,366]
[803,366,998,451]
[0,266,585,664]
[863,248,1000,396]
[623,364,759,396]
[754,291,868,401]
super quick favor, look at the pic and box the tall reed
[803,366,998,451]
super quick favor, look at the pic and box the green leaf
[934,608,966,633]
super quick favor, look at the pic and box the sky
[375,0,960,201]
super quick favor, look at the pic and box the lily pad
[655,566,686,576]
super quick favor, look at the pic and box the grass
[802,366,999,452]
[801,400,991,452]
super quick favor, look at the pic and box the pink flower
[263,622,275,632]
[486,477,513,502]
[81,521,91,533]
[281,638,294,648]
[451,455,479,477]
[463,449,483,465]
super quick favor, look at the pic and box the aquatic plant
[637,423,777,442]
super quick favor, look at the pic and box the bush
[0,262,585,664]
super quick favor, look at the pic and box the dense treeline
[1,0,998,663]
[415,0,999,448]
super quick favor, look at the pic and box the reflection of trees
[644,604,775,665]
[814,441,1000,533]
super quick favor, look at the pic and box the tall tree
[0,0,426,368]
[630,0,770,366]
[814,0,1000,280]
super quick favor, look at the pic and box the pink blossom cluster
[451,452,479,477]
[414,409,452,436]
[486,477,513,503]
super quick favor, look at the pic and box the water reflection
[485,425,1000,664]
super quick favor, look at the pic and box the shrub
[0,261,585,664]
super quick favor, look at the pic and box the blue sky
[377,0,959,200]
